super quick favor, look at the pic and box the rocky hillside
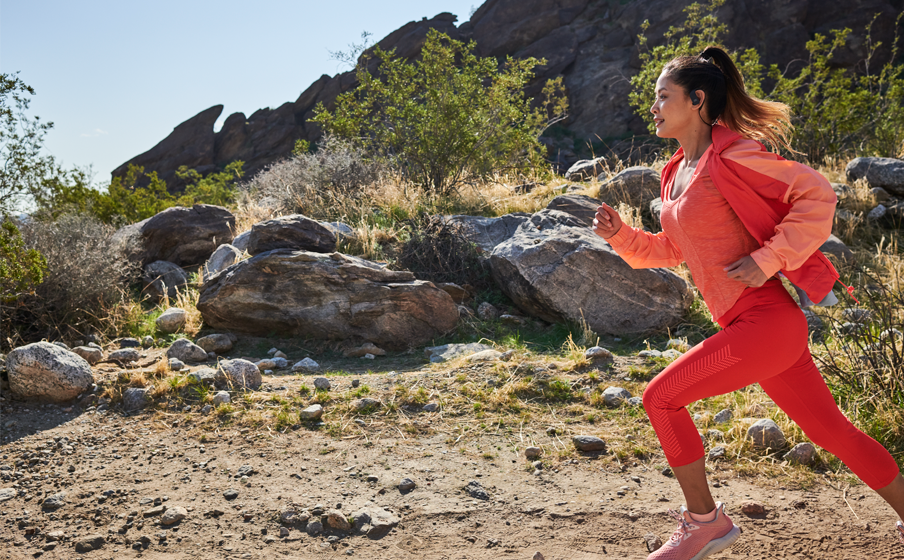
[112,0,903,191]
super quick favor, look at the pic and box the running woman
[592,46,904,559]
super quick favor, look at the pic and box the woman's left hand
[724,256,768,287]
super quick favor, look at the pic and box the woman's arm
[593,204,684,269]
[722,139,837,278]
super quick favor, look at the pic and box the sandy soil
[2,358,903,560]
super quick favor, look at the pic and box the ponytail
[663,46,795,153]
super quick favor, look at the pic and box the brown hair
[663,46,794,153]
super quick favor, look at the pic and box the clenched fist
[592,203,624,239]
[724,256,768,288]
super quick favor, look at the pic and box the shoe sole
[689,524,741,560]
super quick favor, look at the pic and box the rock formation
[113,0,900,189]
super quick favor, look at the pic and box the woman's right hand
[592,203,624,239]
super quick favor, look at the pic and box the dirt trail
[2,383,903,560]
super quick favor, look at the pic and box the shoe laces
[667,509,692,544]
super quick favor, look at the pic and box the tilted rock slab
[445,213,531,253]
[845,157,904,196]
[112,204,235,267]
[197,249,458,349]
[247,214,336,256]
[488,210,692,335]
[6,342,94,402]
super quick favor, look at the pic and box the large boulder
[202,244,242,283]
[112,204,236,267]
[545,194,601,226]
[6,342,94,402]
[819,234,854,265]
[445,213,531,253]
[197,250,459,349]
[143,261,188,300]
[565,157,607,181]
[845,157,904,196]
[246,215,337,256]
[488,210,692,335]
[598,166,661,208]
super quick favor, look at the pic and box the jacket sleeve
[604,224,684,269]
[722,140,837,278]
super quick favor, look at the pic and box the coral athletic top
[606,126,838,323]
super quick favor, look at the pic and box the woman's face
[650,72,697,138]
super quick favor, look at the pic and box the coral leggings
[643,279,900,490]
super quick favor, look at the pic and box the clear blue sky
[1,0,479,185]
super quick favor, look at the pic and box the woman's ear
[692,89,705,107]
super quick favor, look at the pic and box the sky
[0,0,479,186]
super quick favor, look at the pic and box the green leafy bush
[0,218,45,305]
[629,0,904,160]
[312,28,568,194]
[33,161,244,225]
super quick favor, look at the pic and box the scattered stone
[747,419,786,449]
[661,348,683,360]
[156,308,188,334]
[638,349,662,359]
[585,346,614,364]
[311,377,331,391]
[143,505,166,517]
[466,349,503,362]
[123,387,151,411]
[202,243,241,283]
[525,446,542,459]
[300,404,323,420]
[706,429,724,441]
[74,535,105,553]
[196,334,234,354]
[661,467,673,477]
[398,478,416,492]
[274,350,288,359]
[72,346,103,365]
[350,507,399,538]
[783,442,817,465]
[0,488,16,503]
[142,261,189,299]
[279,507,298,524]
[602,387,632,407]
[713,409,733,424]
[464,480,490,501]
[212,391,230,405]
[201,404,212,414]
[425,342,494,363]
[108,348,140,364]
[644,533,663,552]
[188,367,224,387]
[708,446,726,460]
[533,553,546,560]
[6,341,94,402]
[160,506,187,525]
[564,157,607,181]
[219,359,262,390]
[327,509,351,531]
[343,343,386,358]
[306,521,324,536]
[820,234,855,265]
[223,489,239,500]
[572,435,606,452]
[627,397,643,406]
[477,302,500,320]
[41,491,66,510]
[353,398,380,412]
[166,339,209,363]
[279,526,290,537]
[168,358,184,371]
[741,501,766,516]
[293,358,320,373]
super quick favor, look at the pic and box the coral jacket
[657,124,841,304]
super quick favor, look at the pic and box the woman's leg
[643,296,811,514]
[758,349,903,520]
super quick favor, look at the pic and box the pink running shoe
[647,502,741,560]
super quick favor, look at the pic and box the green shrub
[0,218,45,304]
[312,28,568,194]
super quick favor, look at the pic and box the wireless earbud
[690,91,700,105]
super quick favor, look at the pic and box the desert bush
[2,213,140,346]
[396,213,493,292]
[33,161,244,225]
[0,218,45,305]
[312,28,568,195]
[237,134,383,220]
[630,0,904,161]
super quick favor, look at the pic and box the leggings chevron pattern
[642,280,899,490]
